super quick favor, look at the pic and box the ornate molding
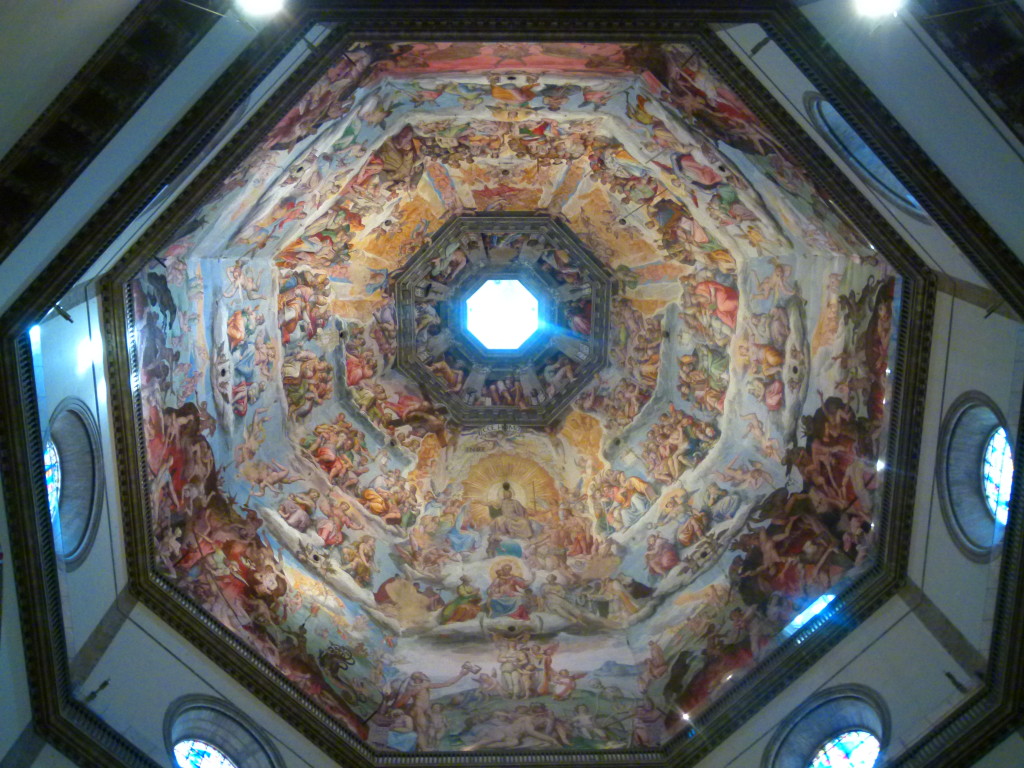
[0,0,225,263]
[0,3,1020,767]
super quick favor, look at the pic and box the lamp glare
[236,0,285,16]
[854,0,904,17]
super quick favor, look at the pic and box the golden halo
[488,557,526,580]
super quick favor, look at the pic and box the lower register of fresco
[123,40,901,754]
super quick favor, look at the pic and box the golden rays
[461,452,559,524]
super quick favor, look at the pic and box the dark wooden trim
[0,0,227,264]
[0,3,1020,767]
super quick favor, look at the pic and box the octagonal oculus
[465,279,540,351]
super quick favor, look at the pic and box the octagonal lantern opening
[394,212,613,427]
[465,279,541,351]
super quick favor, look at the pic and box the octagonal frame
[395,211,612,427]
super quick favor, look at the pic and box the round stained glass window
[173,739,238,768]
[809,730,881,768]
[982,426,1013,525]
[43,438,61,518]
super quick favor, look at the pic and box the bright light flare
[76,335,103,375]
[810,730,881,768]
[854,0,904,17]
[983,426,1014,526]
[236,0,285,16]
[784,593,836,638]
[465,279,540,350]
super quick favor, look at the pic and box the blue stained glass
[809,730,881,768]
[982,426,1013,525]
[43,439,60,518]
[173,740,238,768]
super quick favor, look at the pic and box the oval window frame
[164,695,283,768]
[936,391,1011,562]
[803,92,928,222]
[762,685,890,768]
[47,396,105,570]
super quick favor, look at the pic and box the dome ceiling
[125,40,902,757]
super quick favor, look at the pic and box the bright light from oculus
[784,593,835,639]
[810,729,881,768]
[173,740,238,768]
[853,0,904,17]
[982,426,1014,526]
[465,279,540,350]
[236,0,285,16]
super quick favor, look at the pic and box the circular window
[43,438,61,518]
[804,92,926,219]
[165,696,282,768]
[937,392,1013,561]
[809,730,881,768]
[173,739,238,768]
[981,426,1013,525]
[763,685,889,768]
[47,397,105,568]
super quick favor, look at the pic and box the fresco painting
[132,42,898,752]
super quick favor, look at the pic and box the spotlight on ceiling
[236,0,284,16]
[853,0,905,17]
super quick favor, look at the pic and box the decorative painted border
[0,3,1019,768]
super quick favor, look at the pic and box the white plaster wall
[30,743,81,768]
[35,299,118,659]
[692,598,969,767]
[918,298,1021,654]
[80,604,338,768]
[715,22,984,286]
